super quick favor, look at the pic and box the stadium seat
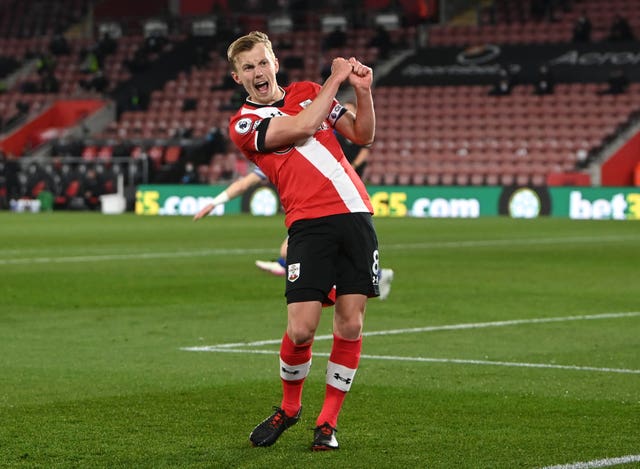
[147,146,164,170]
[164,146,181,165]
[82,146,98,161]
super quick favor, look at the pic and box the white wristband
[211,191,230,206]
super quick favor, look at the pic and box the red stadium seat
[164,146,181,165]
[82,146,98,161]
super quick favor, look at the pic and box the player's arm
[193,171,264,221]
[259,58,353,152]
[334,58,375,146]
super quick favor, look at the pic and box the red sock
[316,334,362,428]
[279,332,312,417]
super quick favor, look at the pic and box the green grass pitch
[1,212,639,468]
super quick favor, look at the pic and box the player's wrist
[210,191,230,206]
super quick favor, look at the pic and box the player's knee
[333,310,363,339]
[287,325,316,344]
[336,319,363,339]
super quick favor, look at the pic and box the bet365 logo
[570,191,640,220]
[370,192,407,217]
[135,190,159,215]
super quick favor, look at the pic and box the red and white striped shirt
[229,81,373,227]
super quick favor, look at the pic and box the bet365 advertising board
[135,185,640,220]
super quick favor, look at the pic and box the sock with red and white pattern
[316,334,361,428]
[279,332,312,418]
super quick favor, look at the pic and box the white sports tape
[279,358,312,381]
[326,361,357,392]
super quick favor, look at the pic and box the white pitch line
[183,311,640,349]
[540,454,640,469]
[179,348,640,375]
[0,247,274,265]
[384,234,640,251]
[360,311,640,339]
[2,234,639,265]
[358,354,640,375]
[180,311,640,375]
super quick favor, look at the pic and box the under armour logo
[281,367,300,375]
[333,373,352,384]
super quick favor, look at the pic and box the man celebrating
[225,31,380,451]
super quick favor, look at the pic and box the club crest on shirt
[288,263,300,282]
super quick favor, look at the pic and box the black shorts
[285,212,380,304]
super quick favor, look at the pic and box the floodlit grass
[1,212,639,468]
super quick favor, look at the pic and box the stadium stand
[365,0,640,185]
[434,0,640,46]
[367,82,640,186]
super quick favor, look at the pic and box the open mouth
[255,81,269,93]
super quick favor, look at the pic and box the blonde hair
[227,31,276,72]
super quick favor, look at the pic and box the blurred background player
[193,164,266,219]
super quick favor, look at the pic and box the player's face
[231,44,281,105]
